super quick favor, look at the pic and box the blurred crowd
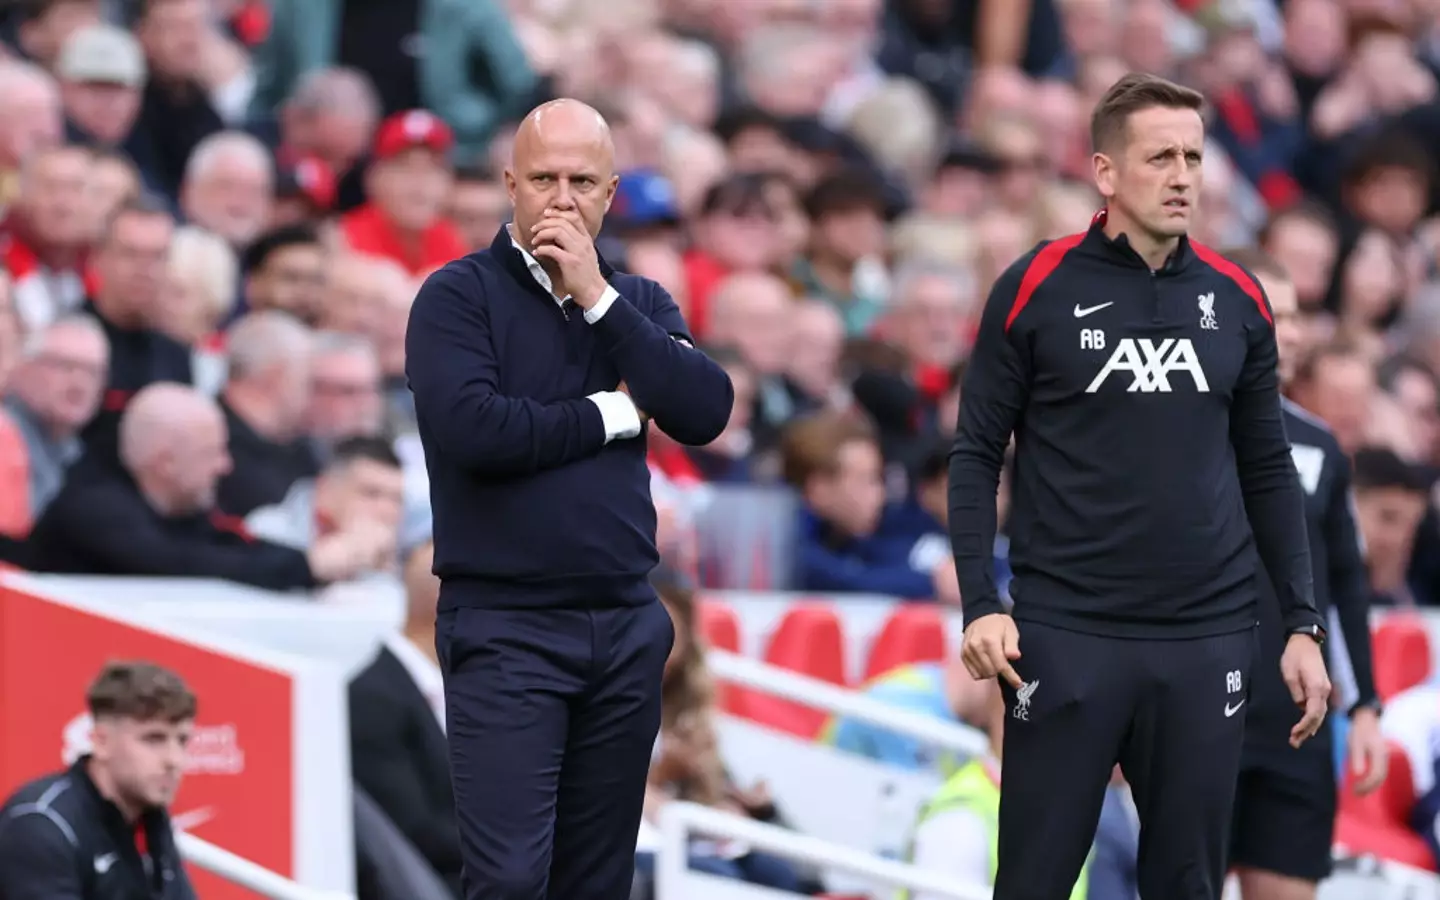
[0,0,1438,895]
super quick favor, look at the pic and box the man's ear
[1093,151,1117,200]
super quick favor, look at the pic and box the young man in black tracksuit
[0,662,199,900]
[1223,248,1388,900]
[949,73,1331,900]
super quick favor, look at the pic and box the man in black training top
[1223,247,1388,900]
[405,98,733,900]
[948,73,1331,900]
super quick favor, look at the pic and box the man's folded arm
[406,270,612,476]
[586,286,734,446]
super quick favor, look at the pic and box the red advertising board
[0,584,295,900]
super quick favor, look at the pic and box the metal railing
[658,801,990,899]
[706,648,989,757]
[177,833,354,900]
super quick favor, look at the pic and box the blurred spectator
[783,410,952,599]
[307,330,384,459]
[641,567,809,892]
[272,67,380,212]
[247,435,403,573]
[56,24,146,154]
[4,143,93,332]
[161,226,237,394]
[26,382,390,587]
[824,651,977,772]
[0,61,63,209]
[796,168,890,335]
[785,298,848,412]
[84,149,141,239]
[0,660,200,900]
[9,0,101,70]
[1,312,106,536]
[349,536,462,897]
[705,272,799,450]
[1377,356,1440,466]
[318,252,411,341]
[447,165,507,252]
[683,174,780,339]
[272,152,338,226]
[80,195,191,461]
[338,110,466,277]
[1352,447,1430,607]
[178,130,273,249]
[1259,200,1338,313]
[665,345,758,484]
[903,675,1093,900]
[213,310,316,516]
[242,223,327,324]
[1289,341,1377,456]
[250,0,537,157]
[131,0,227,197]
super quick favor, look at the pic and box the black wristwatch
[1290,623,1326,645]
[1349,698,1384,719]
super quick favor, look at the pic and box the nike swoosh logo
[1224,700,1246,717]
[1074,302,1114,318]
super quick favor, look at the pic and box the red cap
[277,154,337,211]
[373,109,454,162]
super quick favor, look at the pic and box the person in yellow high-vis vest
[901,680,1091,900]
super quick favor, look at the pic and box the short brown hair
[780,411,877,488]
[1220,247,1288,283]
[87,661,197,723]
[1090,73,1205,154]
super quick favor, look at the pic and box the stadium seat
[727,602,847,739]
[864,603,948,681]
[1372,618,1432,701]
[1334,816,1436,871]
[698,597,741,711]
[1334,740,1437,871]
[697,597,741,653]
[1340,741,1416,828]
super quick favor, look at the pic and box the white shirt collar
[384,632,446,732]
[508,225,568,308]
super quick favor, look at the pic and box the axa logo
[1086,337,1210,393]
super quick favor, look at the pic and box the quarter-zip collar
[1079,206,1194,275]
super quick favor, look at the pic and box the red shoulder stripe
[1190,241,1271,326]
[1005,232,1085,333]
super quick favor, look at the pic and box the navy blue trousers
[437,600,673,900]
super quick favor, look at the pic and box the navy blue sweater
[405,227,734,610]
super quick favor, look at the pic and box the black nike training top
[949,215,1326,639]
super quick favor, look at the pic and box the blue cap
[610,169,680,230]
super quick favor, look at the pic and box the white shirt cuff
[587,390,642,442]
[582,286,620,323]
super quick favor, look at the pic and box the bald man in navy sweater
[405,99,733,900]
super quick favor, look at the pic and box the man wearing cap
[406,98,733,899]
[337,109,467,277]
[56,23,146,154]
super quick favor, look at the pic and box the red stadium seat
[697,597,740,653]
[1372,618,1432,701]
[864,603,948,681]
[698,597,741,711]
[1334,816,1436,872]
[1335,740,1437,871]
[1340,741,1416,828]
[728,602,847,739]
